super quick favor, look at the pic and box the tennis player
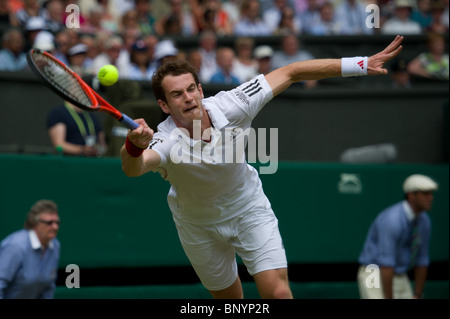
[121,35,404,299]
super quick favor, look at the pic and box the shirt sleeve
[376,215,401,267]
[0,243,24,299]
[227,74,273,120]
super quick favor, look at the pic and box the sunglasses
[38,219,60,226]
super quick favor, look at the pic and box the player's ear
[158,99,170,114]
[198,83,204,99]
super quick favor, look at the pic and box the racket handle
[120,113,139,130]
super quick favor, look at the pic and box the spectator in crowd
[307,1,350,35]
[407,31,449,80]
[334,0,374,35]
[198,30,218,83]
[154,0,198,36]
[381,0,422,35]
[271,33,318,88]
[47,101,107,157]
[234,0,271,36]
[390,57,412,88]
[426,0,448,34]
[134,0,157,35]
[80,34,99,71]
[410,0,433,31]
[67,43,90,76]
[0,199,61,299]
[42,0,65,33]
[125,39,154,80]
[81,3,115,36]
[300,0,325,35]
[222,0,242,26]
[263,0,299,33]
[358,174,438,299]
[90,35,130,77]
[210,46,241,85]
[0,28,28,71]
[150,38,179,73]
[199,0,234,36]
[254,44,274,75]
[52,29,72,65]
[15,0,46,28]
[0,0,20,27]
[24,16,49,51]
[187,48,203,75]
[232,37,258,83]
[79,0,120,33]
[273,5,302,35]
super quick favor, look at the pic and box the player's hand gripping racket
[27,48,139,130]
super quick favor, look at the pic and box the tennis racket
[27,48,138,130]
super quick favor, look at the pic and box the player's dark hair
[151,60,200,103]
[24,200,58,229]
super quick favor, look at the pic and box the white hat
[394,0,414,8]
[154,40,178,61]
[33,31,55,51]
[254,45,273,59]
[68,43,88,56]
[403,174,438,193]
[25,17,48,31]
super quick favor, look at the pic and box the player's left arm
[265,35,404,97]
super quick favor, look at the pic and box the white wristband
[341,57,368,77]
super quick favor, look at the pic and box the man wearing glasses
[0,200,61,299]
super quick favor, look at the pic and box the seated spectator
[67,43,90,77]
[307,1,350,35]
[15,0,46,28]
[426,0,448,34]
[334,0,374,35]
[125,39,154,81]
[410,0,433,31]
[90,35,130,77]
[271,33,317,88]
[47,101,107,157]
[232,37,258,83]
[263,0,301,34]
[199,0,234,36]
[42,0,65,33]
[209,47,241,85]
[272,5,302,35]
[381,0,422,35]
[198,30,218,83]
[24,16,49,51]
[134,0,157,35]
[300,0,324,35]
[0,28,28,72]
[254,44,274,75]
[407,32,449,80]
[234,0,271,36]
[154,0,198,36]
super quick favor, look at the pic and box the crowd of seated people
[0,0,448,86]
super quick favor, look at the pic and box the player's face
[159,73,205,128]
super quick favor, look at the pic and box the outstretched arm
[266,35,404,97]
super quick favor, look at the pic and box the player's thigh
[233,197,288,276]
[174,220,239,291]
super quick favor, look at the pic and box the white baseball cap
[403,174,438,193]
[254,45,273,59]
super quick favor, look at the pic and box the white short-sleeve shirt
[149,74,274,225]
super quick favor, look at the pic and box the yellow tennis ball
[97,65,119,86]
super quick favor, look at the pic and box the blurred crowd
[0,0,448,85]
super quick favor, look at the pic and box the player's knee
[261,283,293,299]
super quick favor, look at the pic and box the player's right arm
[121,119,161,177]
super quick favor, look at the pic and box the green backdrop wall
[1,154,448,269]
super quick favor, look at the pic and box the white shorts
[173,197,288,291]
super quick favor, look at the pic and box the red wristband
[125,137,145,157]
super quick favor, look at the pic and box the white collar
[28,229,54,249]
[402,200,415,222]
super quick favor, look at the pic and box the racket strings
[32,53,93,107]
